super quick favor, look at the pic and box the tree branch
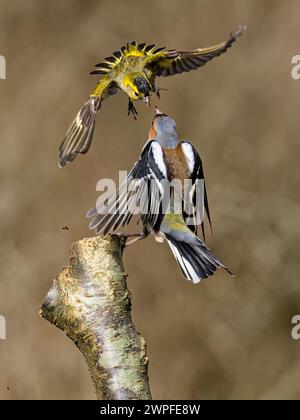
[40,235,151,400]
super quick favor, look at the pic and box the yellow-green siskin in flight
[59,25,246,167]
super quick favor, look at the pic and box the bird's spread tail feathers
[59,97,100,167]
[165,233,233,284]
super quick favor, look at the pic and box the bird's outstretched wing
[59,78,117,167]
[147,25,246,77]
[180,142,212,240]
[87,140,168,235]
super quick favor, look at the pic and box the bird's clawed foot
[156,87,168,100]
[114,232,145,247]
[128,99,138,120]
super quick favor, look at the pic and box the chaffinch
[87,108,233,284]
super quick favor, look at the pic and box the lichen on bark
[40,235,151,400]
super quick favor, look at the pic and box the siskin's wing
[147,25,246,77]
[87,140,169,235]
[59,77,117,168]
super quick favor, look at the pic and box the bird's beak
[142,96,151,108]
[154,106,164,116]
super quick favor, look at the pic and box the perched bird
[59,25,246,167]
[87,108,233,283]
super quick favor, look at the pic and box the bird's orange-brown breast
[162,144,191,181]
[148,124,156,141]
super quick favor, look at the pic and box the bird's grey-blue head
[151,108,179,148]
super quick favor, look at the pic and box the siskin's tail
[59,97,99,167]
[164,229,233,284]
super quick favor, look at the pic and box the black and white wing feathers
[87,140,168,235]
[181,141,212,239]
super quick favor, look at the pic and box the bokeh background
[1,0,300,400]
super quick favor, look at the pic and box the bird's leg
[114,230,148,247]
[156,87,168,99]
[125,234,146,247]
[114,232,141,239]
[128,99,138,120]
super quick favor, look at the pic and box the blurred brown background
[1,0,300,400]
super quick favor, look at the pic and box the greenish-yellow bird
[59,25,246,167]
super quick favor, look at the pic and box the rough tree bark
[40,235,151,400]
